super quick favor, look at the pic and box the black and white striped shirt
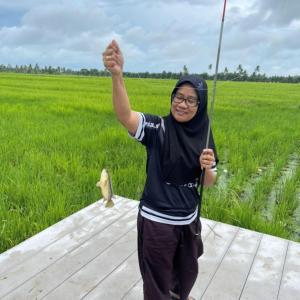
[130,112,217,225]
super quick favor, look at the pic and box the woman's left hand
[199,148,215,170]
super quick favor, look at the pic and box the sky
[0,0,299,76]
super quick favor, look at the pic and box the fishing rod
[196,0,227,238]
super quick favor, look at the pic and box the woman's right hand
[102,40,124,76]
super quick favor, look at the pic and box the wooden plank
[0,196,126,275]
[201,228,262,299]
[3,209,138,300]
[191,221,240,298]
[102,217,217,300]
[277,241,300,300]
[83,251,140,299]
[1,195,298,300]
[122,279,143,300]
[200,218,217,239]
[0,199,138,298]
[240,234,289,300]
[84,218,217,300]
[44,228,137,299]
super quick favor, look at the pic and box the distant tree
[208,64,212,73]
[34,64,40,73]
[242,69,248,81]
[1,62,299,83]
[28,64,33,73]
[183,65,189,75]
[89,68,98,76]
[80,68,89,75]
[237,64,243,74]
[23,65,28,73]
[199,72,209,80]
[223,67,229,80]
[48,66,53,74]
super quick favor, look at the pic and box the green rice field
[0,73,300,253]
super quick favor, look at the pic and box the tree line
[0,63,299,83]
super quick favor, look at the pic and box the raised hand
[102,40,124,76]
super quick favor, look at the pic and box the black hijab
[162,75,218,185]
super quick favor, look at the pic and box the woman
[103,40,218,300]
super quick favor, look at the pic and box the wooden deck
[0,196,299,300]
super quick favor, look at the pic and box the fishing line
[195,0,227,238]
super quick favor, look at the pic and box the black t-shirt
[130,113,216,225]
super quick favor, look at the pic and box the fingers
[111,39,121,53]
[102,49,117,69]
[102,44,113,61]
[199,148,215,169]
[103,53,116,67]
[102,40,123,72]
[103,40,121,57]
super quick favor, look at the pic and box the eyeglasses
[173,93,199,107]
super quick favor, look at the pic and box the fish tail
[105,199,114,208]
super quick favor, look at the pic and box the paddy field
[0,73,299,253]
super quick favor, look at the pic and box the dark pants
[137,212,203,300]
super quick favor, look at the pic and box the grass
[0,72,300,253]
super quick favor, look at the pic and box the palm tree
[237,64,243,74]
[208,64,212,72]
[183,65,189,75]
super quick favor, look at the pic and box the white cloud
[0,0,299,75]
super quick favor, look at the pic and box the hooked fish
[96,169,114,208]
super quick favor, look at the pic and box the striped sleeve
[128,112,161,146]
[128,112,146,141]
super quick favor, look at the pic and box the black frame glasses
[173,93,199,107]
